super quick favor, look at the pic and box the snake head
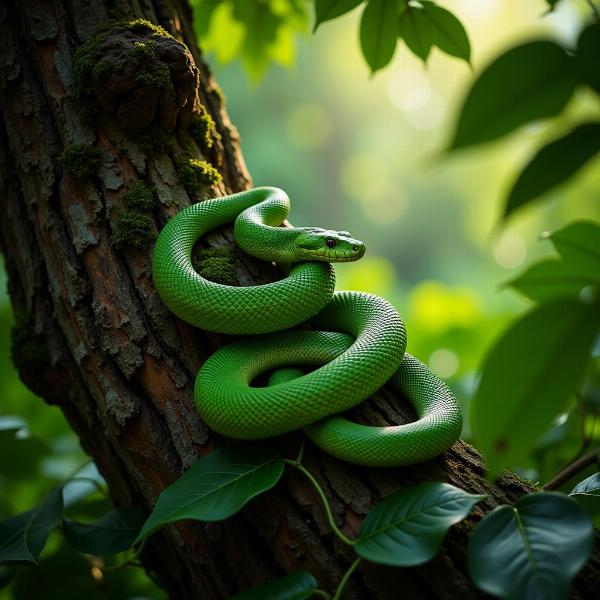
[294,228,366,263]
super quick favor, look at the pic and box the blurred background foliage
[1,0,599,597]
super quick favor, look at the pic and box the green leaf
[571,472,600,497]
[421,2,470,63]
[398,4,433,62]
[63,508,146,556]
[314,0,363,31]
[191,0,222,39]
[576,23,600,94]
[136,447,284,542]
[360,0,399,73]
[468,492,594,600]
[449,41,577,150]
[505,123,600,217]
[471,299,600,479]
[506,259,600,303]
[549,221,600,279]
[355,483,484,566]
[0,487,63,564]
[231,571,318,600]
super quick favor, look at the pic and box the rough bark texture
[0,1,598,599]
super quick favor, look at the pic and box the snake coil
[152,187,462,467]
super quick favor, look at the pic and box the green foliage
[175,155,222,193]
[231,571,318,600]
[191,0,308,81]
[505,123,600,217]
[472,299,600,479]
[354,483,484,566]
[111,210,156,250]
[360,0,398,72]
[506,221,600,303]
[397,2,433,63]
[136,447,284,542]
[123,181,157,210]
[314,0,363,30]
[63,508,146,556]
[0,487,63,564]
[576,23,600,94]
[418,2,470,63]
[60,145,102,178]
[449,41,577,151]
[467,493,594,599]
[571,472,600,496]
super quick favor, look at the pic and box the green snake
[152,187,462,467]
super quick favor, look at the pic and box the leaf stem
[332,557,362,600]
[101,539,147,571]
[284,459,355,546]
[64,476,108,497]
[313,590,331,599]
[585,0,600,20]
[543,447,600,490]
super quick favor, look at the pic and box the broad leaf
[449,41,577,150]
[576,23,600,94]
[360,0,398,73]
[505,123,600,217]
[0,487,63,564]
[468,493,594,600]
[314,0,363,31]
[471,299,600,479]
[421,2,470,63]
[355,483,484,566]
[63,508,146,556]
[398,4,433,62]
[571,472,600,497]
[506,259,600,303]
[231,571,318,600]
[136,447,284,542]
[549,221,600,279]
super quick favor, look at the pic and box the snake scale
[152,187,462,467]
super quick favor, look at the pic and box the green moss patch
[192,246,238,286]
[123,181,156,210]
[61,144,102,178]
[175,156,222,193]
[111,210,155,249]
[189,105,221,152]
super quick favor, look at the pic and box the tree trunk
[0,1,598,598]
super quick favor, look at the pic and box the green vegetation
[60,144,102,178]
[189,105,221,152]
[175,155,222,193]
[74,18,173,97]
[192,246,237,285]
[111,210,155,249]
[123,181,156,210]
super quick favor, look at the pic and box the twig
[543,448,600,491]
[284,459,355,546]
[332,558,362,600]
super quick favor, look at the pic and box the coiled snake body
[152,187,462,467]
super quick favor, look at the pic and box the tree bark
[0,1,598,598]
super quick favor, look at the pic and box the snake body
[152,187,462,467]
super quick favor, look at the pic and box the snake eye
[326,238,336,248]
[352,246,358,251]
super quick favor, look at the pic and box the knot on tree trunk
[74,19,199,131]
